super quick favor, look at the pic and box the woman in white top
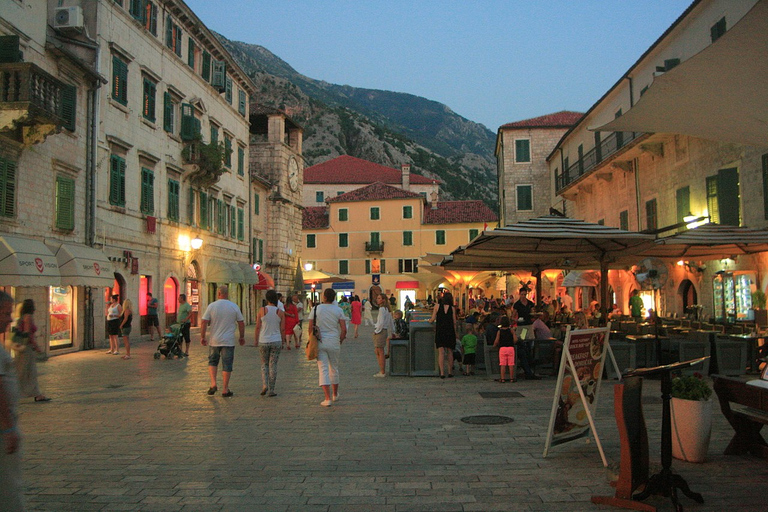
[363,298,374,326]
[254,290,285,397]
[105,294,122,355]
[372,294,395,377]
[308,288,347,407]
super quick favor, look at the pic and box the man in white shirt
[0,291,24,511]
[200,285,245,397]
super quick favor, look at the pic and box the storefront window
[50,286,73,349]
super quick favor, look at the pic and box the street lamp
[304,262,313,272]
[191,236,203,250]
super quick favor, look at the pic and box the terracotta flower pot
[670,397,712,463]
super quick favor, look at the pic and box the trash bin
[389,339,409,376]
[410,322,437,376]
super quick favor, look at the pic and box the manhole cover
[105,384,124,389]
[461,415,514,425]
[479,391,524,399]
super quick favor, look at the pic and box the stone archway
[678,279,698,316]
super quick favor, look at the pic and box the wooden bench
[712,375,768,459]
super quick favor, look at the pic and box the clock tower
[249,106,304,293]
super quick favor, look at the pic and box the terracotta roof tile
[326,182,423,203]
[304,155,436,184]
[499,111,584,130]
[302,206,329,229]
[423,201,499,225]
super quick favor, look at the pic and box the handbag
[293,323,302,339]
[306,305,320,361]
[11,327,29,352]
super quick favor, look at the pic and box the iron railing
[365,241,384,253]
[555,131,641,193]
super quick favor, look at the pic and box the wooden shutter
[187,188,196,225]
[163,91,173,132]
[237,146,244,176]
[165,14,173,48]
[109,155,126,206]
[238,89,246,116]
[187,39,195,68]
[173,25,182,56]
[202,50,211,82]
[55,176,75,230]
[224,136,232,167]
[211,60,227,91]
[0,156,16,218]
[168,179,179,221]
[199,191,208,230]
[112,56,128,105]
[254,193,259,215]
[237,207,244,240]
[141,168,154,214]
[230,203,236,237]
[180,103,199,141]
[143,78,156,121]
[717,167,740,226]
[0,35,22,63]
[61,84,77,132]
[675,186,690,223]
[145,1,157,35]
[225,76,233,104]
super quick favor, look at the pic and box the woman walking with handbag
[254,290,285,397]
[12,300,50,402]
[372,294,394,377]
[308,288,346,407]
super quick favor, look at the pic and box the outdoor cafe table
[726,333,767,372]
[626,333,671,366]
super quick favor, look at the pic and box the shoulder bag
[306,305,320,361]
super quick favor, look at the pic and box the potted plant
[670,372,712,462]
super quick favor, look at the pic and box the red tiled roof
[423,201,499,225]
[326,182,423,203]
[499,111,584,130]
[302,206,329,229]
[304,155,436,184]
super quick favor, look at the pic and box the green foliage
[671,374,712,401]
[182,134,230,188]
[752,290,767,309]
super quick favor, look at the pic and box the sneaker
[105,350,114,354]
[373,372,386,378]
[332,394,339,402]
[320,400,332,407]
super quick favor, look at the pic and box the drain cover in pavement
[461,415,514,425]
[479,391,524,399]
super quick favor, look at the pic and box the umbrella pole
[600,258,609,326]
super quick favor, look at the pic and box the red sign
[35,257,44,273]
[93,262,101,275]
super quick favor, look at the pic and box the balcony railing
[365,241,384,253]
[555,131,641,193]
[0,62,69,132]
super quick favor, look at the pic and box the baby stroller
[154,323,185,359]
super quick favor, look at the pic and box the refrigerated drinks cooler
[713,272,753,322]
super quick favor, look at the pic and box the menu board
[544,325,612,466]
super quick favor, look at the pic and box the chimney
[400,163,411,191]
[430,190,439,209]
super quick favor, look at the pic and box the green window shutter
[180,103,199,140]
[130,0,144,22]
[380,259,386,273]
[675,186,690,224]
[167,179,179,221]
[717,167,740,226]
[109,155,126,206]
[202,50,211,82]
[619,210,629,231]
[174,25,182,57]
[217,199,225,233]
[0,156,16,218]
[224,136,232,167]
[711,17,726,43]
[210,125,218,144]
[112,56,128,106]
[254,193,259,215]
[339,260,348,275]
[163,91,173,132]
[165,14,173,48]
[230,204,236,237]
[594,131,602,163]
[365,260,371,274]
[187,188,196,225]
[706,176,720,224]
[517,185,532,211]
[645,199,657,231]
[237,207,244,240]
[370,232,380,245]
[238,89,246,116]
[307,234,316,248]
[225,76,233,104]
[237,146,244,176]
[339,208,348,221]
[142,78,156,121]
[403,205,412,219]
[61,84,77,132]
[316,191,324,203]
[55,176,75,230]
[199,191,208,230]
[403,231,412,246]
[140,168,154,214]
[0,35,22,63]
[469,229,478,241]
[436,230,445,245]
[339,233,348,247]
[187,39,195,68]
[515,139,530,162]
[370,207,379,220]
[145,1,158,35]
[211,60,227,91]
[258,239,263,263]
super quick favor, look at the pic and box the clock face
[288,158,299,192]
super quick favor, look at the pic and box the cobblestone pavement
[15,322,768,511]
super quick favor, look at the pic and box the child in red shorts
[493,316,518,382]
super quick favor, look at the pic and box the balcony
[365,241,384,253]
[555,131,641,194]
[0,62,71,145]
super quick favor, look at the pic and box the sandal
[498,379,506,383]
[122,355,131,360]
[207,386,218,395]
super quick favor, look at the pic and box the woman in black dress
[429,292,458,378]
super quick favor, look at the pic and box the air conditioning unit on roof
[54,6,84,31]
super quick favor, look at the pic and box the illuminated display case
[713,272,753,322]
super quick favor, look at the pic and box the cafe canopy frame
[639,223,768,260]
[303,269,348,284]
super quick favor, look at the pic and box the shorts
[453,350,463,362]
[147,315,159,327]
[208,345,235,372]
[120,325,132,336]
[499,346,516,366]
[373,329,388,349]
[463,353,476,365]
[107,318,121,336]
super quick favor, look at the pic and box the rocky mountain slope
[216,35,498,205]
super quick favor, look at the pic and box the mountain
[216,34,499,206]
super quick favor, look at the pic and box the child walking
[461,325,479,375]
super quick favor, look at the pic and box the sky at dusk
[185,0,692,131]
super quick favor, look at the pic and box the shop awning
[237,262,260,285]
[594,0,768,146]
[254,271,275,290]
[561,270,600,288]
[0,235,60,287]
[206,259,244,284]
[45,242,114,287]
[331,281,355,290]
[396,280,420,289]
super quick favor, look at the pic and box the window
[338,208,348,221]
[370,232,380,246]
[711,17,726,43]
[142,77,156,122]
[187,39,196,69]
[380,259,386,273]
[435,230,446,245]
[129,0,143,22]
[370,207,380,220]
[144,1,157,35]
[0,155,16,218]
[253,238,264,263]
[403,205,413,219]
[140,168,154,214]
[237,207,244,240]
[229,203,236,238]
[111,55,128,106]
[180,103,200,141]
[339,233,348,248]
[217,199,225,234]
[254,193,260,215]
[339,260,349,275]
[225,76,233,104]
[619,210,628,231]
[403,231,413,246]
[515,139,531,163]
[763,155,768,220]
[398,259,418,273]
[210,124,218,144]
[167,179,179,222]
[645,198,657,231]
[337,191,344,196]
[306,234,316,248]
[675,186,690,224]
[61,85,76,132]
[187,188,196,225]
[238,89,247,116]
[516,184,533,211]
[109,155,126,206]
[201,50,211,82]
[224,135,232,168]
[469,228,479,241]
[316,191,324,203]
[165,15,182,57]
[365,259,370,274]
[162,91,174,132]
[199,191,208,230]
[237,145,244,176]
[710,168,740,226]
[707,176,720,224]
[55,176,75,230]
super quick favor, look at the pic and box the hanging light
[190,236,203,250]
